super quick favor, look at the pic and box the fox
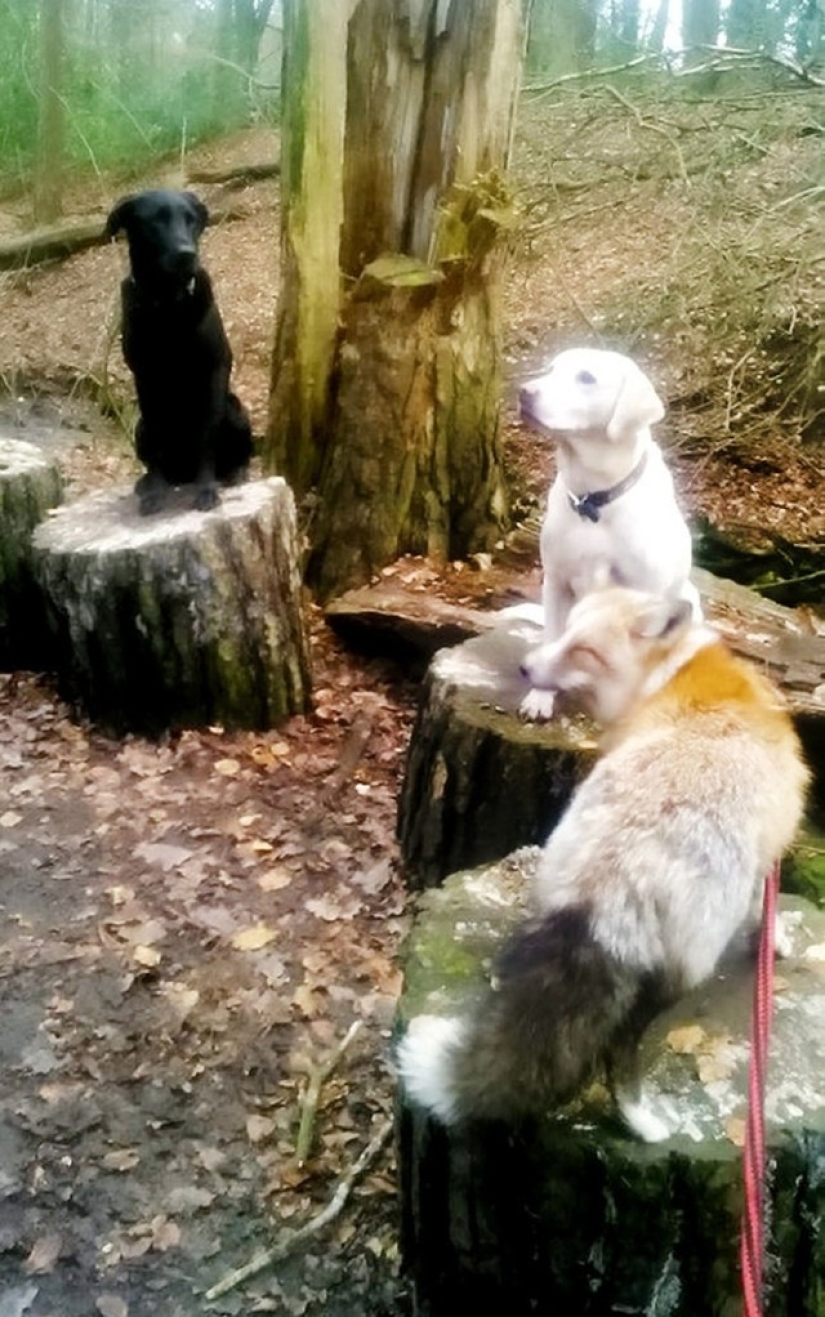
[397,587,809,1141]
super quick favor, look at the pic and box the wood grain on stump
[32,477,310,735]
[398,851,825,1316]
[0,436,64,670]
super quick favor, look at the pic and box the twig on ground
[294,1020,363,1165]
[203,1117,393,1302]
[603,84,690,185]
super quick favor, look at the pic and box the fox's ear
[606,361,664,441]
[632,596,693,640]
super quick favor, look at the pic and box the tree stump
[32,478,311,736]
[398,851,825,1317]
[397,616,597,888]
[0,437,64,670]
[397,572,825,887]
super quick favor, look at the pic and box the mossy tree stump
[398,851,825,1316]
[32,477,310,735]
[0,436,64,671]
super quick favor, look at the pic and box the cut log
[397,851,825,1316]
[395,570,825,886]
[0,219,105,271]
[32,478,311,736]
[0,437,64,670]
[398,616,597,888]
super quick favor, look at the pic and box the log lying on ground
[32,477,310,735]
[0,437,64,670]
[397,850,825,1317]
[395,569,825,885]
[0,219,104,271]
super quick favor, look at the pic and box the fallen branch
[203,1117,393,1302]
[602,83,690,185]
[294,1020,363,1165]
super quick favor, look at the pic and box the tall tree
[682,0,720,51]
[527,0,597,75]
[266,0,525,600]
[34,0,65,225]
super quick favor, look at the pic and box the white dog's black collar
[567,451,648,523]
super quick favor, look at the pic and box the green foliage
[0,0,279,193]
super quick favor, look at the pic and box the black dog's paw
[222,463,249,489]
[194,481,220,512]
[135,472,169,516]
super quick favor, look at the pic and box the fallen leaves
[231,923,278,951]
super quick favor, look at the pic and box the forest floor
[0,73,822,1317]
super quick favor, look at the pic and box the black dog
[105,189,252,515]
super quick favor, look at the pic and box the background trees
[2,0,282,219]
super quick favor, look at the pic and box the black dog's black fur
[105,189,252,515]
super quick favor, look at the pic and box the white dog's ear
[606,362,665,441]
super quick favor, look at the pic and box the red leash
[740,861,780,1316]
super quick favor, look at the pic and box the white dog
[518,347,700,719]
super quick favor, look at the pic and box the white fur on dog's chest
[542,449,692,600]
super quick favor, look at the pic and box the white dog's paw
[617,1087,682,1143]
[519,688,557,722]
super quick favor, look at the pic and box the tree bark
[398,854,825,1316]
[32,478,311,736]
[397,618,596,887]
[34,0,65,226]
[266,0,524,601]
[0,438,64,671]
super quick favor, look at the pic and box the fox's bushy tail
[397,905,658,1125]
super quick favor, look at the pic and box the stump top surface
[0,436,61,475]
[32,477,292,555]
[401,851,825,1145]
[430,617,600,751]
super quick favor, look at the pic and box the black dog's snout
[169,247,198,277]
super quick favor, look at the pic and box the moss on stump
[0,436,64,670]
[398,852,825,1316]
[32,477,310,735]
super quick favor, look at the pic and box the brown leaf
[231,924,277,951]
[101,1149,140,1173]
[665,1024,706,1055]
[96,1297,129,1317]
[23,1231,62,1274]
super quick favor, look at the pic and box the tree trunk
[32,479,311,736]
[267,0,350,494]
[397,617,596,887]
[0,438,64,671]
[266,0,523,601]
[34,0,65,226]
[398,854,825,1316]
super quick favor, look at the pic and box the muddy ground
[0,75,822,1317]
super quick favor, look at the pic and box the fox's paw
[519,688,556,722]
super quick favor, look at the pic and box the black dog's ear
[183,192,209,236]
[104,195,136,240]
